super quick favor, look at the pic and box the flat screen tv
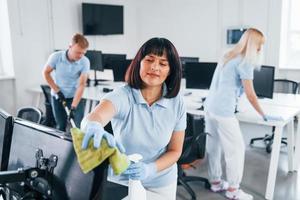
[82,3,124,35]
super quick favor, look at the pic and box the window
[0,55,4,75]
[0,0,14,78]
[280,0,300,69]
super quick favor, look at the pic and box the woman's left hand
[122,162,157,180]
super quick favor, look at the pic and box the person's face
[139,52,170,88]
[68,43,87,61]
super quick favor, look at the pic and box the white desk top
[259,93,300,108]
[82,81,125,101]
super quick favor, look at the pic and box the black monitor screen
[103,53,127,69]
[85,50,104,71]
[7,119,95,199]
[253,65,275,99]
[112,59,132,82]
[227,28,247,44]
[82,3,123,35]
[0,109,13,171]
[180,57,199,78]
[180,57,199,64]
[185,62,217,89]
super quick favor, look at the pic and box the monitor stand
[86,70,110,87]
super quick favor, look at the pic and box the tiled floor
[177,124,300,200]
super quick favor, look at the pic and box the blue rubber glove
[81,121,125,153]
[122,162,157,180]
[263,114,284,122]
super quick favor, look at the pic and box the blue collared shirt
[103,84,186,188]
[205,55,254,117]
[46,50,90,98]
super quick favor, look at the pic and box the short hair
[71,33,89,49]
[125,37,182,98]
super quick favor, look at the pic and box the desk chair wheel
[266,144,272,153]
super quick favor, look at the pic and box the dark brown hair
[125,37,182,98]
[71,33,89,49]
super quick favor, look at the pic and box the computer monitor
[102,53,127,69]
[112,59,132,82]
[7,119,95,199]
[0,108,13,171]
[180,57,199,64]
[85,50,104,71]
[180,57,199,78]
[185,62,217,89]
[253,65,275,99]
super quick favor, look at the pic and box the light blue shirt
[204,55,254,117]
[103,84,186,188]
[46,50,90,98]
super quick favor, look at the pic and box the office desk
[185,94,300,200]
[259,93,300,108]
[82,81,125,115]
[31,83,300,199]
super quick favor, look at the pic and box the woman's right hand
[81,121,125,153]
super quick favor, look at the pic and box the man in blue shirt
[43,33,90,131]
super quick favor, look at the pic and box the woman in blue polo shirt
[81,37,186,199]
[205,28,282,200]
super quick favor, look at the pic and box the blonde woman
[204,28,282,200]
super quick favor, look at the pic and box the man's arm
[43,65,59,93]
[71,73,88,108]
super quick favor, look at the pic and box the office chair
[250,79,298,153]
[17,106,43,124]
[40,84,56,128]
[177,113,210,200]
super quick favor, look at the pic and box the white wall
[136,0,282,65]
[1,0,294,113]
[0,0,14,77]
[135,0,220,61]
[4,0,138,112]
[51,0,139,57]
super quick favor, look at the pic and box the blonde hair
[223,28,265,68]
[71,33,89,49]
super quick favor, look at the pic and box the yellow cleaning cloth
[71,128,129,174]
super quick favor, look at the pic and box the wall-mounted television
[227,28,247,44]
[82,3,124,35]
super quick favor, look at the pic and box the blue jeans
[51,97,85,131]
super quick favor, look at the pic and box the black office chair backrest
[178,113,206,164]
[40,84,52,104]
[17,107,43,124]
[274,79,298,94]
[40,84,57,127]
